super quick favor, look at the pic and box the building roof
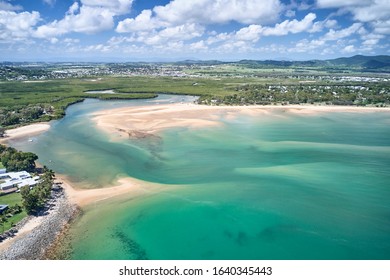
[0,204,9,213]
[0,171,39,190]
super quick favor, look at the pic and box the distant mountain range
[177,55,390,71]
[2,55,390,72]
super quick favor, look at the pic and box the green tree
[19,168,54,215]
[42,166,55,181]
[20,186,39,215]
[0,214,7,233]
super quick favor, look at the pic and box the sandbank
[58,174,168,208]
[92,103,390,139]
[0,123,50,143]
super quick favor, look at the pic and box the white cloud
[325,19,338,28]
[316,0,372,8]
[235,25,263,42]
[116,9,166,32]
[292,39,325,53]
[372,20,390,35]
[363,39,380,46]
[308,18,338,34]
[342,45,357,53]
[262,13,316,36]
[199,13,321,56]
[154,0,282,25]
[323,23,363,41]
[315,0,390,54]
[317,0,390,31]
[204,13,320,51]
[206,32,232,45]
[80,0,133,15]
[0,0,23,11]
[285,10,296,18]
[0,10,41,42]
[190,40,208,51]
[129,23,205,45]
[50,37,59,44]
[64,38,80,44]
[68,2,79,15]
[35,6,115,37]
[351,0,390,22]
[117,0,282,33]
[159,23,203,40]
[80,0,134,15]
[84,43,113,53]
[43,0,56,6]
[35,0,134,38]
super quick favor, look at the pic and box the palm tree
[42,166,55,181]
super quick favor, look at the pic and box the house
[0,204,8,214]
[0,171,40,192]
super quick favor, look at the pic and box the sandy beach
[0,123,51,144]
[92,103,390,139]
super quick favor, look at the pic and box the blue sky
[0,0,389,61]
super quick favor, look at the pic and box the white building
[0,171,40,192]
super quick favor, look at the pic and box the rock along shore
[0,186,78,260]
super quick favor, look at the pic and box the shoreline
[0,186,78,259]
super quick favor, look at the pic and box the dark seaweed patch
[235,231,248,246]
[111,228,148,260]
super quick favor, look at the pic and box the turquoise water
[10,95,390,259]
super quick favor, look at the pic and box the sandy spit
[0,123,51,143]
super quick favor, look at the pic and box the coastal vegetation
[0,145,37,172]
[0,78,157,128]
[198,82,389,106]
[0,145,55,233]
[19,166,55,215]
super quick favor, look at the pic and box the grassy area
[0,192,26,234]
[0,192,23,205]
[0,211,27,233]
[0,161,4,169]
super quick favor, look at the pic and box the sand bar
[58,174,169,208]
[93,103,390,139]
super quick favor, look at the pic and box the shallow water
[10,95,390,259]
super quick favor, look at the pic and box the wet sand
[92,103,389,139]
